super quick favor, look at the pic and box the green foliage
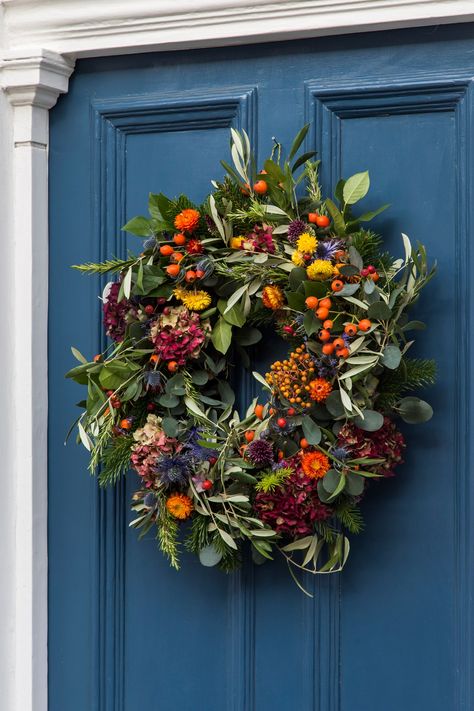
[211,532,242,572]
[377,358,437,410]
[185,514,210,555]
[72,256,138,274]
[335,501,365,534]
[157,504,180,570]
[255,466,292,493]
[349,230,392,269]
[98,434,134,487]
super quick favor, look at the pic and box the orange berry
[241,183,250,196]
[323,319,333,329]
[167,360,179,372]
[336,347,350,358]
[254,404,264,420]
[344,323,358,337]
[253,180,268,194]
[358,319,372,332]
[370,272,380,282]
[160,244,174,256]
[149,354,159,364]
[333,337,345,349]
[166,264,180,277]
[269,407,275,416]
[319,297,332,309]
[315,215,330,228]
[331,279,344,292]
[185,270,197,283]
[322,343,335,355]
[319,329,331,342]
[308,212,319,223]
[245,430,255,443]
[120,419,132,430]
[103,407,110,417]
[335,250,346,259]
[171,252,183,262]
[300,438,310,449]
[93,354,102,362]
[278,450,284,460]
[173,233,186,246]
[195,269,205,279]
[305,296,319,309]
[316,306,329,320]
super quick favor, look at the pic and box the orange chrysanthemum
[309,378,332,402]
[301,451,330,479]
[166,493,193,520]
[174,209,200,233]
[262,285,284,310]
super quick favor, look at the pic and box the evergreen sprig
[98,434,134,487]
[157,504,180,570]
[72,256,138,274]
[335,502,365,534]
[377,358,437,410]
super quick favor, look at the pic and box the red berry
[202,479,213,491]
[147,402,156,412]
[277,417,287,428]
[367,265,376,274]
[144,304,154,315]
[283,325,295,335]
[287,408,296,416]
[360,268,369,277]
[209,456,218,466]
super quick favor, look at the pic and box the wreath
[68,125,435,591]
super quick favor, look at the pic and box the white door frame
[1,2,472,709]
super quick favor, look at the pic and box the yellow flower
[296,232,317,254]
[230,236,245,249]
[166,493,193,520]
[173,287,212,311]
[291,250,305,267]
[306,259,335,281]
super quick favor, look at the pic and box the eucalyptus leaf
[345,472,365,496]
[301,417,322,445]
[353,409,384,432]
[381,344,402,370]
[199,544,223,567]
[367,301,392,320]
[398,397,433,424]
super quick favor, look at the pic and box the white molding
[2,0,474,57]
[0,2,473,711]
[0,48,73,711]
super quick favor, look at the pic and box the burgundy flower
[246,438,274,467]
[336,416,405,477]
[149,306,209,365]
[287,219,307,243]
[247,224,276,253]
[254,462,331,537]
[102,282,135,342]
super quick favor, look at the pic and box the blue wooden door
[49,25,474,711]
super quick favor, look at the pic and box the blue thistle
[316,239,342,260]
[144,492,158,508]
[332,447,350,462]
[155,454,191,488]
[145,370,162,389]
[143,237,156,250]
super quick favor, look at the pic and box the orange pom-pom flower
[309,378,332,402]
[262,285,284,310]
[174,208,200,233]
[301,451,330,479]
[166,493,193,520]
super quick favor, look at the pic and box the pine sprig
[335,502,365,534]
[157,505,180,570]
[98,434,134,487]
[72,256,138,274]
[255,466,292,493]
[211,533,242,572]
[377,357,437,410]
[185,514,210,555]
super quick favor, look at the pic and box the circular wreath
[68,126,435,589]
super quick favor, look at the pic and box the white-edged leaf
[78,421,92,451]
[123,266,133,299]
[401,233,412,264]
[348,336,366,354]
[224,283,249,313]
[339,386,353,412]
[209,195,226,241]
[281,536,314,552]
[252,371,271,390]
[273,224,290,234]
[339,363,374,380]
[264,205,289,216]
[217,527,238,549]
[344,296,368,310]
[71,347,87,364]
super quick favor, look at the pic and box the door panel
[49,25,474,711]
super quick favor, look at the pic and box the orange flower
[301,451,330,479]
[309,378,332,402]
[166,493,193,520]
[174,209,200,233]
[262,285,284,310]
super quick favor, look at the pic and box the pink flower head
[149,306,209,365]
[336,416,405,477]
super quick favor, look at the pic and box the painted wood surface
[49,25,474,711]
